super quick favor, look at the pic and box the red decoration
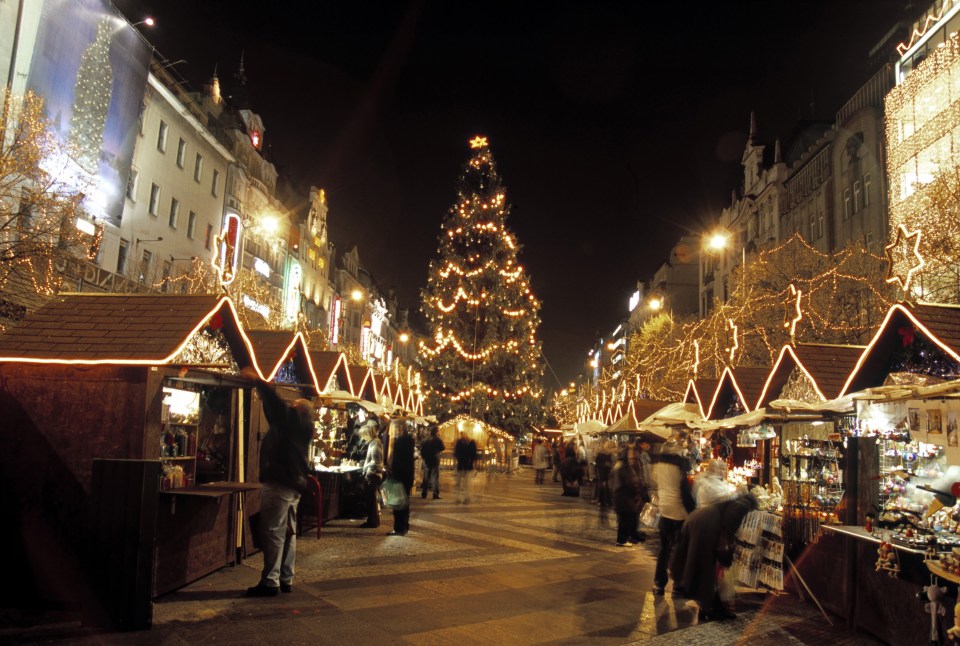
[898,325,915,348]
[209,313,223,331]
[951,482,960,498]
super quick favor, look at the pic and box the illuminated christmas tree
[420,137,544,435]
[68,19,113,174]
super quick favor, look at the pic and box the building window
[194,154,203,182]
[176,138,186,168]
[157,120,168,152]
[187,211,197,239]
[809,212,816,239]
[205,223,213,250]
[126,168,139,201]
[140,249,152,284]
[117,238,128,273]
[817,210,824,239]
[161,260,172,292]
[149,183,161,215]
[168,197,179,229]
[843,189,851,220]
[211,169,220,197]
[864,172,871,206]
[853,181,862,212]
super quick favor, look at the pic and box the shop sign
[330,296,341,345]
[253,258,271,277]
[214,212,242,286]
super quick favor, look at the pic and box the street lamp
[648,297,663,311]
[132,17,155,27]
[707,231,729,252]
[398,332,410,344]
[351,289,364,302]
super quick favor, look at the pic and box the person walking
[532,439,549,484]
[671,494,758,621]
[359,421,384,528]
[560,443,584,497]
[551,441,562,482]
[650,434,696,596]
[419,425,445,499]
[241,367,315,597]
[611,445,642,546]
[389,422,416,536]
[454,431,478,503]
[595,440,615,524]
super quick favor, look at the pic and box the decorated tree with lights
[419,137,544,435]
[0,91,89,330]
[68,19,113,174]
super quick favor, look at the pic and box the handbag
[380,477,409,510]
[639,501,661,530]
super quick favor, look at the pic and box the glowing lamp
[707,233,729,251]
[351,289,363,301]
[649,297,662,311]
[260,215,279,236]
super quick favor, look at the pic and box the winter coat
[611,457,640,515]
[533,443,550,469]
[362,438,384,479]
[651,445,695,521]
[390,432,416,491]
[454,437,478,470]
[670,494,759,610]
[254,381,312,492]
[420,436,445,468]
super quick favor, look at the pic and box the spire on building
[209,63,221,104]
[748,111,758,143]
[774,138,782,164]
[234,51,246,87]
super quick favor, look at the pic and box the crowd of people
[242,394,757,623]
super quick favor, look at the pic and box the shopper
[671,494,758,621]
[650,434,696,596]
[241,367,315,597]
[419,425,445,499]
[611,445,642,545]
[560,443,584,497]
[359,421,384,529]
[551,441,562,482]
[595,440,615,515]
[454,431,478,503]
[389,422,416,536]
[532,439,549,484]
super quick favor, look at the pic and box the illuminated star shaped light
[784,284,803,340]
[884,224,924,294]
[469,135,488,149]
[725,318,739,364]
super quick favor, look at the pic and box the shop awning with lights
[348,365,379,403]
[684,378,721,418]
[756,343,865,409]
[245,330,322,390]
[0,293,254,370]
[840,302,960,397]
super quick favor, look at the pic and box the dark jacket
[454,437,478,470]
[390,432,416,490]
[255,381,312,492]
[670,494,759,610]
[611,457,640,515]
[420,435,445,468]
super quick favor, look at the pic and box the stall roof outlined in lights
[756,343,866,407]
[706,366,770,420]
[245,330,320,389]
[306,350,354,395]
[348,365,379,403]
[840,302,960,397]
[684,378,720,418]
[0,293,255,369]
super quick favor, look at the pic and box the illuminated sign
[242,294,270,319]
[628,290,640,312]
[213,212,241,286]
[253,258,271,277]
[75,218,96,236]
[250,129,261,149]
[330,296,341,345]
[285,261,302,324]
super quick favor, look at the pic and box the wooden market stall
[438,415,513,471]
[0,294,266,629]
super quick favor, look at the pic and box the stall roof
[307,350,354,394]
[706,366,770,420]
[0,294,254,368]
[684,378,720,418]
[841,302,960,397]
[757,343,865,408]
[348,365,378,403]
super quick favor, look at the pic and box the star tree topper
[885,224,924,294]
[469,135,489,149]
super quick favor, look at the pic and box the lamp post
[132,17,155,27]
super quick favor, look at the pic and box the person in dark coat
[240,367,315,597]
[560,443,584,496]
[551,441,562,482]
[454,431,478,503]
[670,494,759,621]
[389,423,416,536]
[419,425,445,499]
[594,440,615,518]
[611,445,642,544]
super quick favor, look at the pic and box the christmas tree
[420,136,544,435]
[68,19,113,174]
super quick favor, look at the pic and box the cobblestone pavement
[9,471,882,645]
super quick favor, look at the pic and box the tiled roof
[911,303,960,354]
[348,365,375,400]
[0,293,226,362]
[246,330,298,378]
[308,350,352,393]
[731,366,771,411]
[792,344,864,400]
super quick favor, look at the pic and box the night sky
[113,0,911,386]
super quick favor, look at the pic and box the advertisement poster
[25,0,151,226]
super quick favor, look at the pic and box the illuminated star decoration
[692,339,700,379]
[784,283,803,341]
[884,224,924,294]
[469,135,489,149]
[725,318,739,364]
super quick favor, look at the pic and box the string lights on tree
[419,137,545,436]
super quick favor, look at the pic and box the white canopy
[575,420,606,436]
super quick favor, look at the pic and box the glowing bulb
[707,232,729,251]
